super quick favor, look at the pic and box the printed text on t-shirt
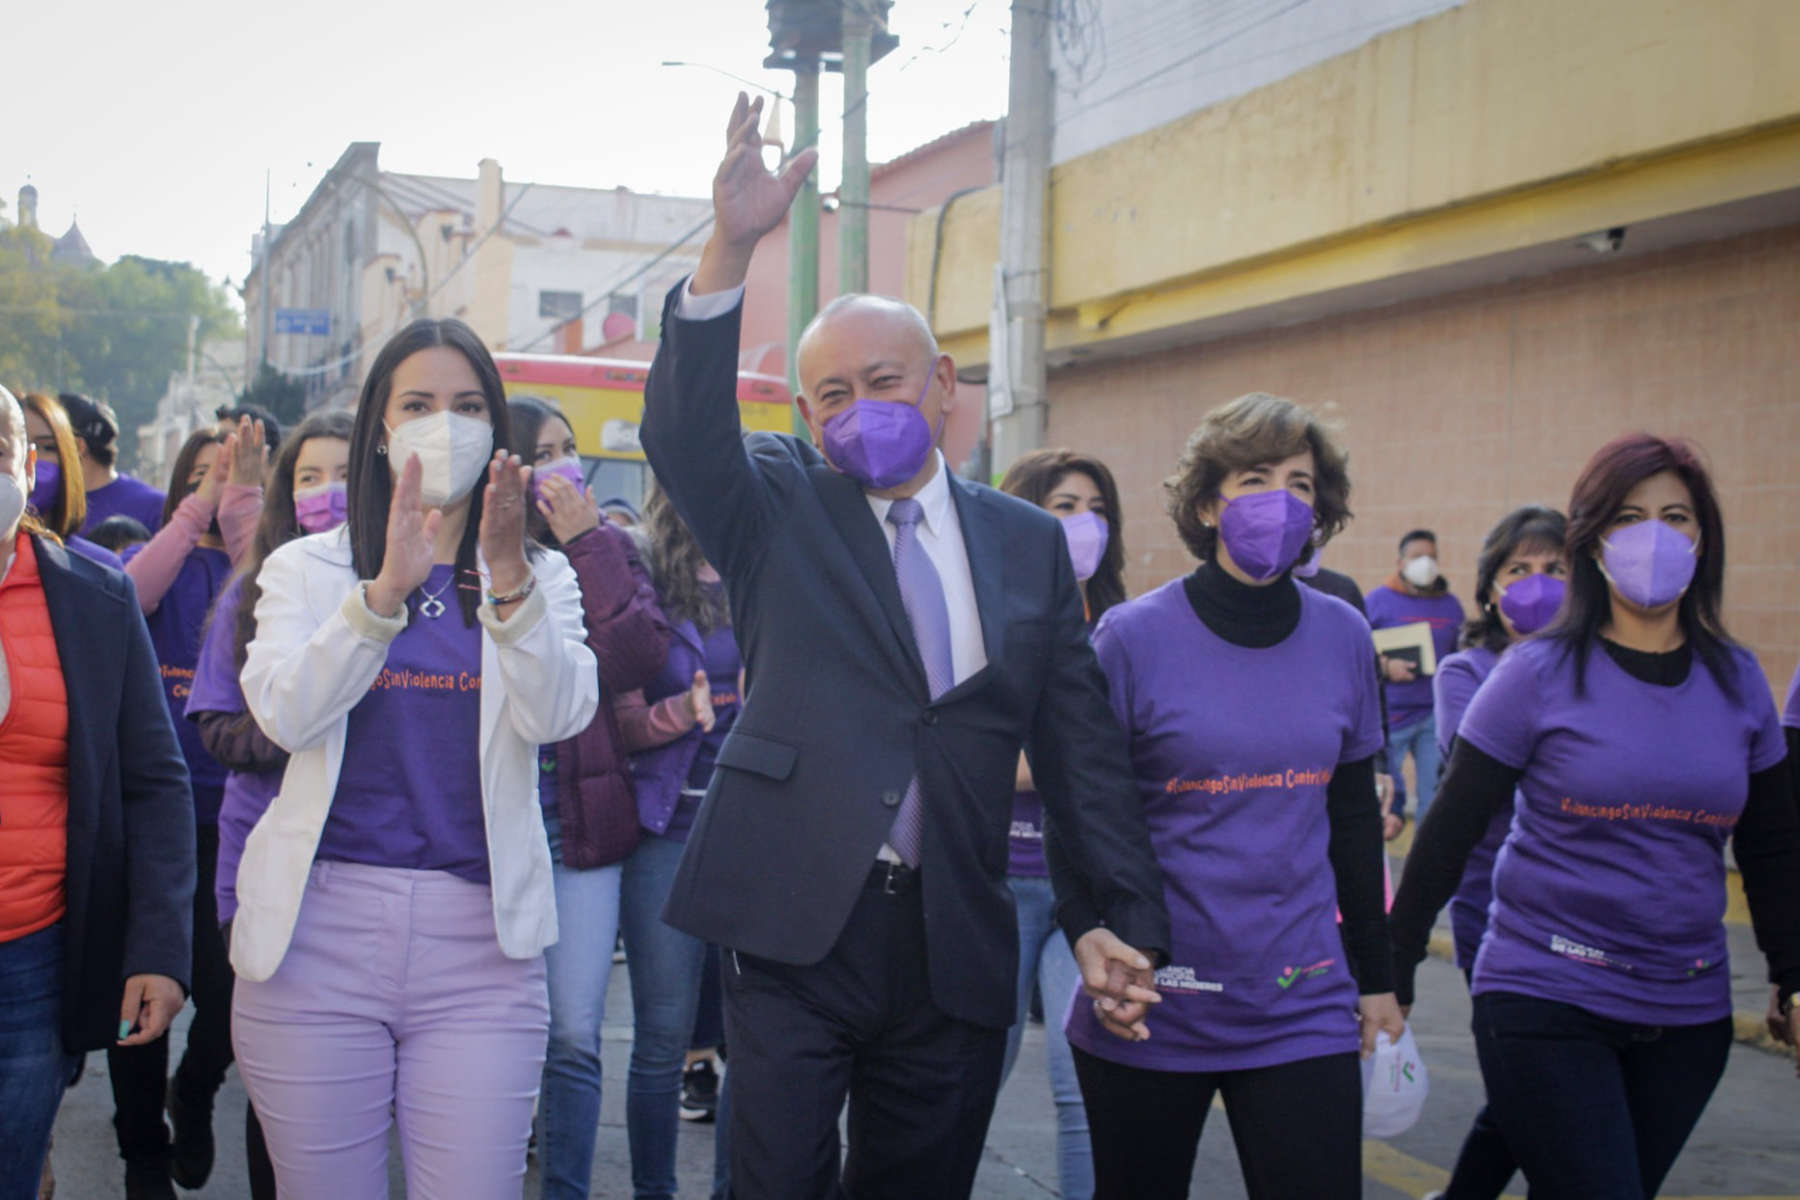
[1165,766,1334,796]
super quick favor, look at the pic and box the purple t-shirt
[80,473,166,536]
[183,576,281,923]
[1365,585,1464,731]
[666,621,744,841]
[1067,579,1384,1072]
[1008,791,1048,878]
[1783,662,1800,731]
[322,565,489,883]
[1460,637,1785,1025]
[121,542,231,821]
[1433,645,1504,969]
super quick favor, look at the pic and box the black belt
[866,860,920,894]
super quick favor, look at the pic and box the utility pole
[991,0,1053,472]
[787,59,821,435]
[838,8,872,295]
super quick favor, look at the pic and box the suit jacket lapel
[941,476,1005,703]
[810,465,928,695]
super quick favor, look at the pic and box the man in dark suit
[0,385,196,1193]
[640,97,1170,1200]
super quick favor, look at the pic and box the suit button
[881,790,902,807]
[922,710,939,726]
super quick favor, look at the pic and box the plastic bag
[1360,1025,1429,1137]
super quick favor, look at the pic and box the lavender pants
[231,861,549,1199]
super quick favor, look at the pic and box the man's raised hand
[693,93,819,295]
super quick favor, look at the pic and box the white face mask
[385,411,493,508]
[1401,554,1439,589]
[0,472,25,538]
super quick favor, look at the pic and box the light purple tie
[886,497,954,867]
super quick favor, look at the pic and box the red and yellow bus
[492,353,793,506]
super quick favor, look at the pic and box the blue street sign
[275,308,332,336]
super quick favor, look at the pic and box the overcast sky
[9,0,1010,301]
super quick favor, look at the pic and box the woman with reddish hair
[1391,433,1800,1199]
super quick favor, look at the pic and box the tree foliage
[0,228,241,471]
[239,362,310,428]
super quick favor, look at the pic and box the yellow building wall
[909,0,1800,365]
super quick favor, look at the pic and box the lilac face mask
[531,456,587,507]
[1218,489,1315,582]
[28,460,60,513]
[1060,511,1109,581]
[1291,541,1322,579]
[1497,572,1565,635]
[820,377,941,491]
[293,481,348,534]
[1599,519,1698,610]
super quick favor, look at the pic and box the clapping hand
[693,93,819,294]
[1072,928,1162,1042]
[195,431,235,508]
[536,473,600,545]
[226,415,268,487]
[367,453,441,618]
[478,450,532,602]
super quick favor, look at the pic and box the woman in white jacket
[232,318,598,1198]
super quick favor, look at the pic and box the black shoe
[165,1080,215,1190]
[124,1162,177,1200]
[679,1058,720,1123]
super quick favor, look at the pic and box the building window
[607,292,638,321]
[539,290,583,320]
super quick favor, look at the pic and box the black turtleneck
[1181,559,1302,648]
[1179,560,1395,995]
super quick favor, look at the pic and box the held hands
[687,670,717,733]
[1383,656,1419,684]
[226,415,268,487]
[536,473,600,545]
[478,451,532,599]
[117,974,184,1046]
[1767,987,1800,1079]
[693,93,819,294]
[1072,927,1162,1043]
[1358,992,1407,1059]
[367,454,441,618]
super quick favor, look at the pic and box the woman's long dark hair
[233,411,355,672]
[642,478,727,634]
[998,447,1128,620]
[161,428,226,526]
[1546,433,1737,695]
[506,393,566,547]
[347,319,511,626]
[1460,506,1566,654]
[21,391,86,538]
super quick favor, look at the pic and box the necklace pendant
[418,595,447,619]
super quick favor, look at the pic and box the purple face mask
[1497,572,1565,635]
[820,378,941,491]
[1599,519,1698,610]
[293,481,348,534]
[28,460,60,513]
[1218,489,1315,582]
[531,456,587,507]
[1059,511,1109,581]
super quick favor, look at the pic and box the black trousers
[1472,990,1732,1200]
[1072,1042,1363,1200]
[1442,969,1516,1200]
[108,823,235,1165]
[720,867,1007,1200]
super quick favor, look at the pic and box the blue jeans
[0,925,80,1200]
[619,832,709,1200]
[1002,877,1093,1200]
[538,810,624,1200]
[1389,713,1442,821]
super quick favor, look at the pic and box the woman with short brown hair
[1068,391,1400,1200]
